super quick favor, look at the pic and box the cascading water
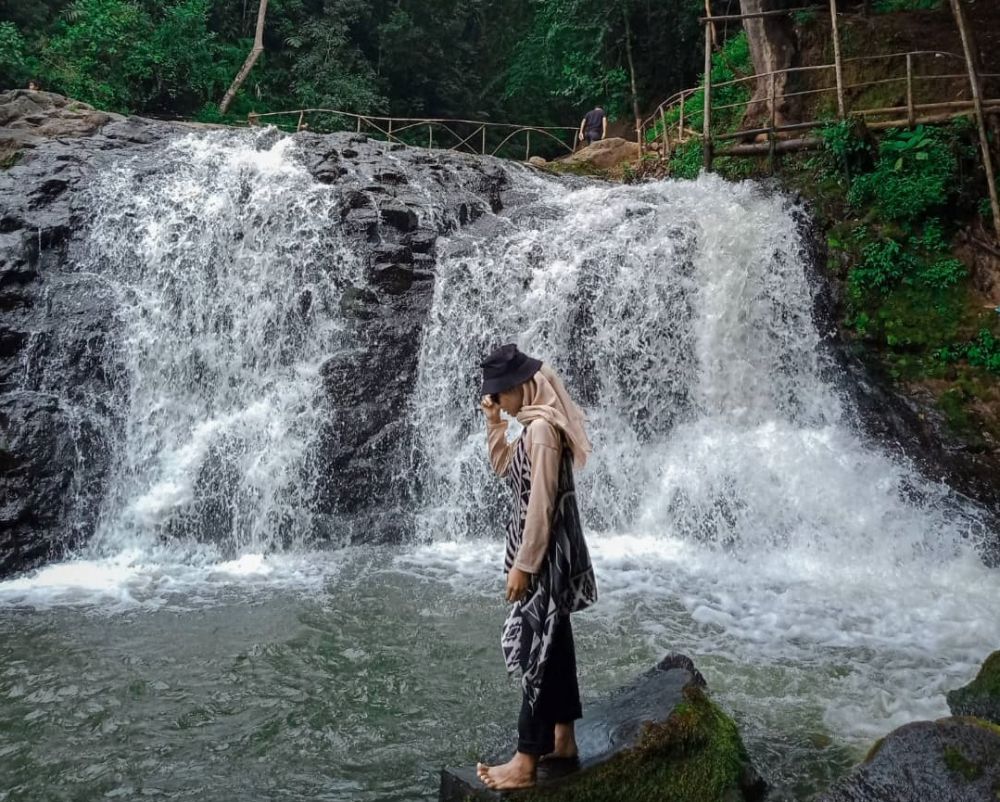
[83,132,360,558]
[0,130,996,801]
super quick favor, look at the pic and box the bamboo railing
[639,0,1000,235]
[246,109,579,161]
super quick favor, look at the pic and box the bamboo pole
[428,125,433,148]
[703,26,713,170]
[660,107,671,157]
[482,125,487,155]
[906,54,915,127]
[296,110,305,132]
[829,0,846,118]
[525,129,531,161]
[949,0,1000,237]
[220,0,268,114]
[679,94,686,143]
[769,71,777,173]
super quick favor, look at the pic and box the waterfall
[1,131,996,777]
[413,174,987,561]
[82,131,362,555]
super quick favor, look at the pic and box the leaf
[894,157,904,172]
[915,151,928,161]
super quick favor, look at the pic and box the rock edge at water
[439,654,766,802]
[818,651,1000,802]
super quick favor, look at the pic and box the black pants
[516,616,583,755]
[584,131,601,145]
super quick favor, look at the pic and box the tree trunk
[220,0,269,115]
[623,9,642,143]
[739,0,797,129]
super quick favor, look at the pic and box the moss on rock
[513,685,763,802]
[947,651,1000,725]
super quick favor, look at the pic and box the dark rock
[369,263,414,294]
[374,167,407,185]
[816,717,1000,802]
[947,651,1000,725]
[440,654,766,802]
[343,207,380,240]
[372,243,412,265]
[339,286,379,320]
[403,228,437,254]
[378,201,418,232]
[0,92,523,575]
[313,157,346,184]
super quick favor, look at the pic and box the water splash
[84,131,359,555]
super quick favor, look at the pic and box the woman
[475,343,598,791]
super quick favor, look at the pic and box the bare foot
[476,752,538,790]
[541,722,578,761]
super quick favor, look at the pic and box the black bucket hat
[480,344,543,396]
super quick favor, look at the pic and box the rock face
[816,717,1000,802]
[558,137,639,171]
[947,651,1000,725]
[439,654,766,802]
[0,92,514,576]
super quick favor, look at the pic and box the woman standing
[475,344,598,791]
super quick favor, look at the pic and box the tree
[738,0,798,127]
[219,0,267,113]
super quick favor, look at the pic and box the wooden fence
[246,109,579,161]
[638,0,1000,234]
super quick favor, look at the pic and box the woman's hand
[506,567,531,603]
[481,395,501,425]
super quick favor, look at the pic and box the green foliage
[38,0,230,114]
[818,118,984,370]
[506,0,701,126]
[669,139,703,180]
[939,329,1000,373]
[818,118,872,181]
[848,126,957,222]
[651,31,752,145]
[0,22,36,87]
[873,0,942,12]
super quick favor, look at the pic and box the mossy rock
[818,717,1000,802]
[440,654,765,802]
[947,651,1000,725]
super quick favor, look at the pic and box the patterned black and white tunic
[500,432,598,711]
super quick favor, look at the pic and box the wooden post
[482,125,487,155]
[950,0,1000,237]
[248,111,258,127]
[428,124,433,149]
[679,93,686,143]
[660,107,671,157]
[387,119,393,143]
[906,54,915,128]
[829,0,846,118]
[703,23,713,170]
[525,129,531,161]
[296,110,305,132]
[356,116,362,133]
[768,71,777,173]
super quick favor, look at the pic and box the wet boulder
[947,651,1000,725]
[816,717,1000,802]
[440,654,766,802]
